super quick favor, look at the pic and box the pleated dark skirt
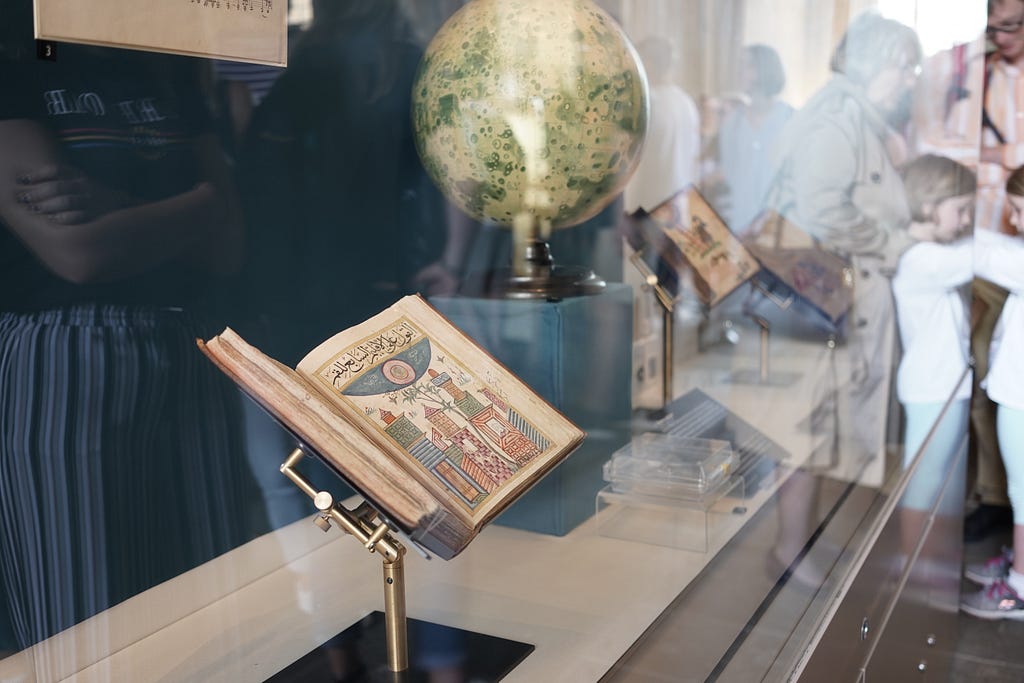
[0,305,264,649]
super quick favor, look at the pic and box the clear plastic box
[602,434,736,501]
[595,476,745,552]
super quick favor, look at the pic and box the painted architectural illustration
[319,320,553,511]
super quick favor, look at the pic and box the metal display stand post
[629,251,676,407]
[280,447,409,673]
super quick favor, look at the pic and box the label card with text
[35,0,287,66]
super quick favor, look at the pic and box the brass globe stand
[460,214,606,301]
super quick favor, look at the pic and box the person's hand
[412,261,460,297]
[979,145,1005,167]
[884,130,909,166]
[14,164,133,224]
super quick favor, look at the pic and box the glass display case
[0,0,997,681]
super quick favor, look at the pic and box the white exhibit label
[34,0,287,66]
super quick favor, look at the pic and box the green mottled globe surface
[412,0,648,229]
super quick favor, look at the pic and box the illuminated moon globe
[412,0,648,230]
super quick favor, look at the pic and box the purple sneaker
[964,546,1013,586]
[961,579,1024,620]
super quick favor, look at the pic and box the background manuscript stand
[627,251,677,409]
[735,210,853,385]
[624,186,761,402]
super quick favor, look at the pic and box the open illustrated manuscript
[741,210,853,328]
[626,187,761,308]
[199,295,585,560]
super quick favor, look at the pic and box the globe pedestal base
[460,265,606,300]
[460,237,606,300]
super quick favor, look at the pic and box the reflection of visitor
[0,1,265,650]
[235,8,459,665]
[767,11,920,463]
[239,0,449,364]
[976,0,1024,235]
[716,45,793,236]
[962,0,1024,542]
[912,36,983,164]
[961,166,1024,619]
[211,59,285,151]
[619,36,700,410]
[697,93,745,211]
[622,36,700,215]
[766,12,922,591]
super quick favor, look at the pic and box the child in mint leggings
[961,166,1024,620]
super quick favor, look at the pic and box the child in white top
[962,165,1024,619]
[892,155,974,515]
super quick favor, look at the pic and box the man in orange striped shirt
[980,0,1024,235]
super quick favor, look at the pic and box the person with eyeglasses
[979,0,1024,234]
[914,0,1024,547]
[761,13,924,590]
[764,12,921,465]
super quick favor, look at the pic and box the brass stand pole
[662,305,674,406]
[754,315,770,384]
[382,555,407,672]
[281,448,409,672]
[629,252,677,406]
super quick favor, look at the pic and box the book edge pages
[198,332,471,559]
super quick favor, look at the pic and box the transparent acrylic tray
[603,434,736,500]
[595,476,744,552]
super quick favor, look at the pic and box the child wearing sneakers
[961,165,1024,619]
[892,155,975,589]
